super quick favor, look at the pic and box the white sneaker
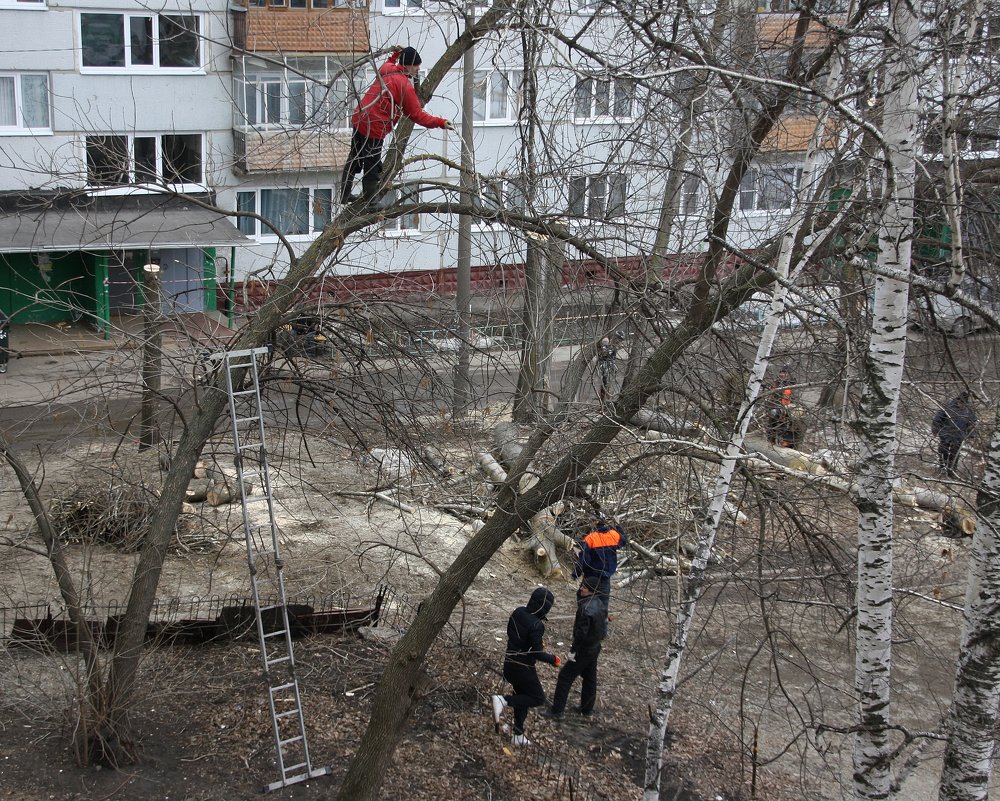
[511,733,531,746]
[491,695,507,725]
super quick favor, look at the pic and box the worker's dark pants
[0,325,8,372]
[551,645,601,714]
[502,661,545,735]
[939,437,963,474]
[341,130,384,202]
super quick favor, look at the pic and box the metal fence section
[0,585,395,652]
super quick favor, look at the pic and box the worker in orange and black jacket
[572,516,627,608]
[765,365,795,446]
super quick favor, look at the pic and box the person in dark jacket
[543,576,608,720]
[0,308,8,374]
[340,47,452,204]
[492,587,560,746]
[572,517,626,606]
[932,391,977,476]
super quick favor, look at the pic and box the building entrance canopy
[0,191,247,254]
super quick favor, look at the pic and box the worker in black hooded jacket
[544,575,608,719]
[491,587,560,746]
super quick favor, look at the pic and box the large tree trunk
[938,400,1000,801]
[336,245,777,800]
[852,1,920,796]
[97,6,519,748]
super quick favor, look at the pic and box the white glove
[568,651,576,662]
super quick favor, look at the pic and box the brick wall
[246,7,370,54]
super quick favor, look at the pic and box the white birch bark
[938,399,1000,800]
[851,1,920,797]
[642,52,847,799]
[939,0,985,289]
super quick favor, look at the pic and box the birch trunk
[938,397,1000,800]
[852,1,920,796]
[643,39,847,798]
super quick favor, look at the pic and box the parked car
[719,286,843,330]
[909,276,1000,337]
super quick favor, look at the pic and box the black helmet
[526,587,554,620]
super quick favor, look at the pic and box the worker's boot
[362,176,396,210]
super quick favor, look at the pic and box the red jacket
[351,52,448,140]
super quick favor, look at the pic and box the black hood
[526,587,554,620]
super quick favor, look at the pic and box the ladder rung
[270,682,296,692]
[239,443,264,452]
[235,416,262,426]
[280,737,304,748]
[275,710,300,720]
[232,389,257,397]
[282,761,308,773]
[266,656,291,667]
[263,629,288,639]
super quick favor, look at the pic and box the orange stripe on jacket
[583,529,623,549]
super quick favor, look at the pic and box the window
[568,174,626,220]
[574,77,634,121]
[85,134,203,187]
[681,176,700,215]
[472,71,522,124]
[739,166,802,212]
[81,13,201,70]
[0,0,45,8]
[382,0,423,13]
[0,73,49,131]
[237,58,356,131]
[235,187,335,238]
[922,113,1000,156]
[384,186,420,233]
[474,177,526,225]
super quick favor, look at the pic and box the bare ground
[0,387,991,801]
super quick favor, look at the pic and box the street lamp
[139,262,162,450]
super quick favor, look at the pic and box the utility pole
[139,262,162,451]
[453,8,475,417]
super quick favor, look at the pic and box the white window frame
[573,76,634,123]
[235,187,334,240]
[381,0,424,15]
[473,177,526,229]
[739,165,802,213]
[568,173,627,221]
[0,73,51,134]
[381,185,421,235]
[239,71,353,132]
[472,70,522,125]
[79,12,203,74]
[0,0,46,9]
[681,175,700,216]
[84,133,205,191]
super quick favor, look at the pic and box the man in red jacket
[341,47,452,205]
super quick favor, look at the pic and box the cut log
[632,409,701,437]
[206,480,233,507]
[193,460,208,479]
[476,452,507,485]
[185,479,211,503]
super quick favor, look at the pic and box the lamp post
[139,262,162,451]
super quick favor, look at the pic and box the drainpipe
[139,262,162,451]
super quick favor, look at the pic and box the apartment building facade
[0,0,919,327]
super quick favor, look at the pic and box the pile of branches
[48,482,217,553]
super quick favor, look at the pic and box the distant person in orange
[764,364,795,446]
[340,47,452,205]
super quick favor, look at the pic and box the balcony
[229,1,369,55]
[232,127,351,175]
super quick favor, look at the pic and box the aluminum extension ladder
[216,347,332,792]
